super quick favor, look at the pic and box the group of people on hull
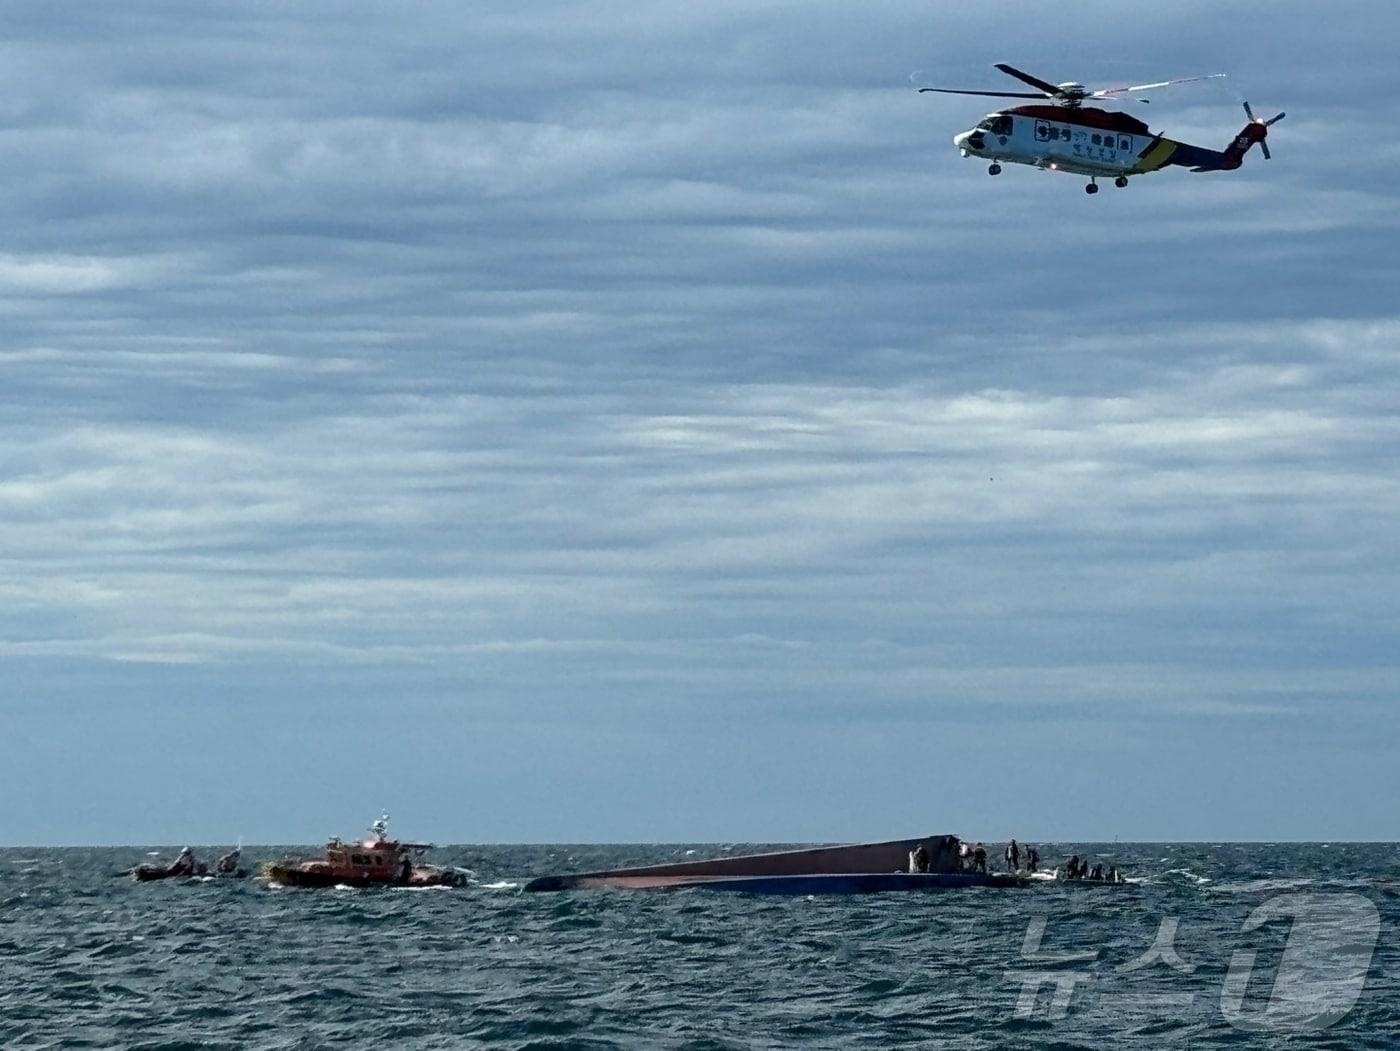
[905,838,1042,875]
[1001,839,1040,874]
[905,838,1122,882]
[1061,854,1123,882]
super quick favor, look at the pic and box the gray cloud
[2,1,1397,842]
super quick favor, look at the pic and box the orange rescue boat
[261,815,468,888]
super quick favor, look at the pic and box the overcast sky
[3,2,1398,845]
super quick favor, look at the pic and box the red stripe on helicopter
[1006,105,1151,135]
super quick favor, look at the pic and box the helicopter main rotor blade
[1092,73,1227,98]
[917,87,1047,98]
[1266,112,1285,126]
[1260,140,1272,160]
[993,63,1064,96]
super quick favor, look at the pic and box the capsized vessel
[524,835,1037,894]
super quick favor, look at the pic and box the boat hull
[132,866,247,882]
[523,837,1134,894]
[525,836,965,892]
[132,866,186,882]
[261,863,465,888]
[637,872,1034,894]
[695,873,1137,893]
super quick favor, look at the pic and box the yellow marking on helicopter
[1133,137,1179,173]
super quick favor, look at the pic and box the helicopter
[917,63,1283,193]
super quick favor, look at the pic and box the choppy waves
[1,843,1397,1048]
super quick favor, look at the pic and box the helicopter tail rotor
[1223,102,1285,166]
[1244,102,1285,159]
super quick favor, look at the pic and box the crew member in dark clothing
[215,848,241,875]
[1006,839,1020,872]
[1065,855,1081,879]
[1090,863,1104,881]
[169,847,196,877]
[972,845,987,874]
[910,842,930,873]
[1026,846,1040,872]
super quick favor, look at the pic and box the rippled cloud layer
[2,1,1397,842]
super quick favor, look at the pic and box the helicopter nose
[954,130,985,152]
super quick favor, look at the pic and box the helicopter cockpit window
[977,116,998,131]
[978,115,1013,135]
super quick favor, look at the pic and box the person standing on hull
[972,844,988,874]
[169,847,196,877]
[1026,846,1040,873]
[1006,839,1020,873]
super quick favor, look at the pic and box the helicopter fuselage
[953,104,1251,185]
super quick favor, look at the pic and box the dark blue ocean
[2,843,1397,1049]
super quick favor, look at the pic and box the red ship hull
[262,862,464,888]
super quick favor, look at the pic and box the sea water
[2,843,1397,1048]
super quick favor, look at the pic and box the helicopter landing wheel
[1114,175,1128,188]
[1085,181,1099,194]
[988,163,1002,176]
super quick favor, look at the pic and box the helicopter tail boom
[1132,102,1285,175]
